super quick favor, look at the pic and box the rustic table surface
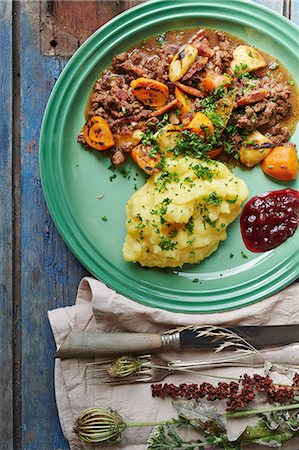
[0,0,298,448]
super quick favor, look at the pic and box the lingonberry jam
[240,188,299,252]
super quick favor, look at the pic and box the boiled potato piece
[240,130,273,167]
[169,45,198,82]
[115,129,143,147]
[230,45,267,74]
[155,125,182,152]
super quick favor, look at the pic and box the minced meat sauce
[78,27,299,166]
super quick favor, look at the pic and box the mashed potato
[122,156,249,268]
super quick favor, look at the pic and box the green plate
[40,0,299,313]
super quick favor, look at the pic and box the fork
[84,352,280,385]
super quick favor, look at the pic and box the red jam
[240,188,299,252]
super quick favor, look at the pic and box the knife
[55,325,299,359]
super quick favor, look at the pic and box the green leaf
[146,422,206,450]
[241,419,296,448]
[173,399,226,434]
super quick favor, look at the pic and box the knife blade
[55,325,299,359]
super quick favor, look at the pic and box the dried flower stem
[225,401,299,418]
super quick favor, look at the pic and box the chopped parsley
[184,216,195,234]
[227,195,238,204]
[154,170,180,193]
[202,214,217,229]
[192,163,215,181]
[156,32,167,47]
[159,237,177,251]
[203,191,222,206]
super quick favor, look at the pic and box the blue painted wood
[19,3,88,449]
[0,1,13,448]
[2,0,295,449]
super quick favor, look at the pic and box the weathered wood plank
[40,0,146,56]
[19,2,88,449]
[17,1,298,449]
[0,1,13,448]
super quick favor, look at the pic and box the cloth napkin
[48,278,299,450]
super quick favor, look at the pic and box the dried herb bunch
[152,373,299,412]
[74,401,299,448]
[107,355,142,378]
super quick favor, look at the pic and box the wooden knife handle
[55,331,163,359]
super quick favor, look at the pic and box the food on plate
[78,27,298,170]
[122,156,249,268]
[77,27,299,264]
[83,116,115,151]
[130,78,169,109]
[261,144,299,181]
[240,188,299,252]
[239,130,273,167]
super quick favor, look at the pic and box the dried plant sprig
[107,356,143,378]
[73,402,299,447]
[73,407,179,444]
[164,324,295,376]
[73,407,126,443]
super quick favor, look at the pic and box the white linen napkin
[48,278,299,449]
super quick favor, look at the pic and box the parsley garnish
[156,33,167,47]
[159,237,177,251]
[192,163,215,181]
[203,191,222,206]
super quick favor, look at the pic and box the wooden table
[0,1,298,448]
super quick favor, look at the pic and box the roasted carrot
[130,78,169,109]
[261,144,299,181]
[174,81,204,98]
[83,116,115,151]
[202,73,232,92]
[152,99,178,117]
[185,112,214,138]
[131,144,161,175]
[208,147,223,158]
[174,87,193,124]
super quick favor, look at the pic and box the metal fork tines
[84,352,272,385]
[85,354,164,385]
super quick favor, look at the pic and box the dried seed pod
[169,45,198,82]
[73,407,126,443]
[107,356,142,378]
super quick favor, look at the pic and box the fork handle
[55,331,163,359]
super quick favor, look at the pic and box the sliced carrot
[261,144,299,181]
[202,73,232,93]
[152,99,178,117]
[131,144,161,175]
[83,116,115,151]
[208,147,223,158]
[174,87,193,124]
[130,78,169,109]
[174,81,204,98]
[185,112,214,138]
